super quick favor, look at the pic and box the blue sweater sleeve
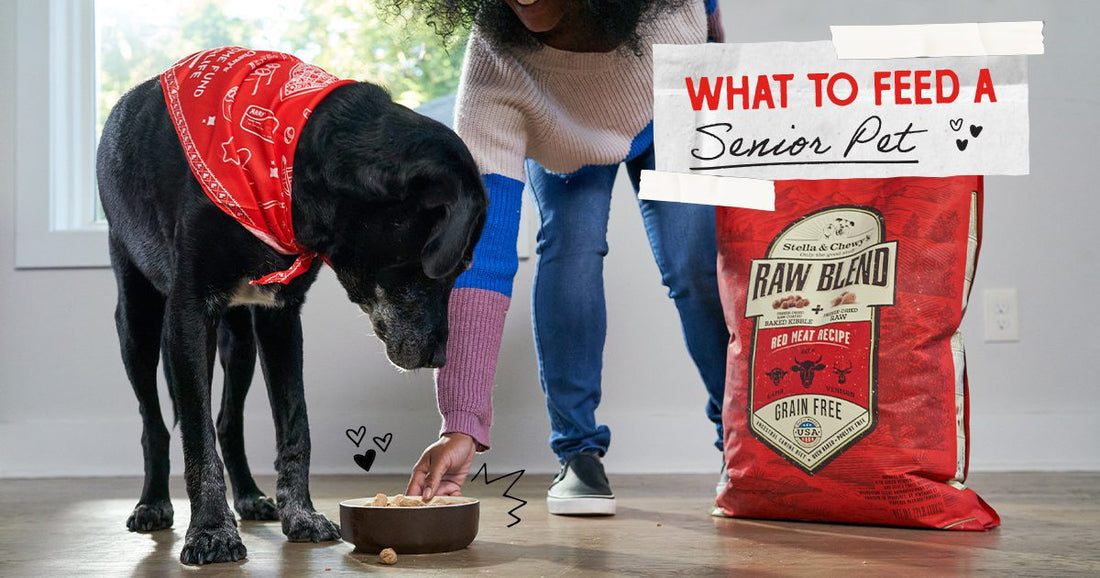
[454,173,525,298]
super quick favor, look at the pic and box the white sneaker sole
[547,495,616,516]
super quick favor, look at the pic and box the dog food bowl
[339,496,479,554]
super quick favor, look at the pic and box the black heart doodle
[969,124,983,138]
[373,432,393,453]
[956,139,969,151]
[345,426,366,448]
[354,449,377,472]
[950,118,963,132]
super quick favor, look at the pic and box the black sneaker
[547,453,616,516]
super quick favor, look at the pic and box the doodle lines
[346,426,367,447]
[472,464,527,528]
[950,118,984,151]
[346,428,394,473]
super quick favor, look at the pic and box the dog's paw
[180,524,247,565]
[282,510,341,543]
[235,494,279,521]
[126,501,174,532]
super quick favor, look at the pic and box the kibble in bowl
[368,493,451,508]
[339,494,479,554]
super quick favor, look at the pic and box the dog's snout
[372,318,388,339]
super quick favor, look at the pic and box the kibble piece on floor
[379,548,397,565]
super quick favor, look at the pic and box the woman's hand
[405,433,477,501]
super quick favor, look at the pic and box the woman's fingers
[406,454,431,496]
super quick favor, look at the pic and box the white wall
[1,0,1096,479]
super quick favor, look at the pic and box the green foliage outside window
[96,0,468,137]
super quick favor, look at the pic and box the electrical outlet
[983,289,1019,342]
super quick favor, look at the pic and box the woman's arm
[408,31,529,498]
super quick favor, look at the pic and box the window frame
[14,0,108,269]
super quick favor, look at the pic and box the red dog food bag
[715,176,999,530]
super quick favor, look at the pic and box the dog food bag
[715,176,999,530]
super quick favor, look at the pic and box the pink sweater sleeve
[435,288,510,450]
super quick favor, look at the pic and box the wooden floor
[0,472,1097,576]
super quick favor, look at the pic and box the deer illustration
[833,359,854,385]
[791,354,826,389]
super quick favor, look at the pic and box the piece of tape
[638,170,775,211]
[831,21,1044,59]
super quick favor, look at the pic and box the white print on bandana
[240,105,279,143]
[247,63,281,96]
[281,63,341,101]
[222,86,238,121]
[220,136,252,166]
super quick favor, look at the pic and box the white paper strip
[653,42,1030,180]
[831,22,1044,59]
[638,170,775,210]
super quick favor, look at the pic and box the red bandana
[161,47,354,284]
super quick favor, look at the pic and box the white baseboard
[1,409,1096,478]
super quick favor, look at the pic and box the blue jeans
[527,146,730,462]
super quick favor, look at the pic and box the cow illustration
[791,354,826,389]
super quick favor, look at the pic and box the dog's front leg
[252,305,341,542]
[163,297,247,564]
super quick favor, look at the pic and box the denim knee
[535,227,610,264]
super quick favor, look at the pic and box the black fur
[98,76,485,565]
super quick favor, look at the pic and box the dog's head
[293,83,487,370]
[822,218,856,239]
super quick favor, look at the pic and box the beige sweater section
[435,3,710,450]
[453,1,708,182]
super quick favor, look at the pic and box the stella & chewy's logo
[746,205,897,474]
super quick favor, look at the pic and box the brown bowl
[339,496,479,554]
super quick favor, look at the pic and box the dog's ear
[293,196,337,253]
[417,171,486,279]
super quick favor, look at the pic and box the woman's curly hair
[388,0,687,54]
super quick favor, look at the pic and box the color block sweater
[436,0,716,450]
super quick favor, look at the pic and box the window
[14,0,103,268]
[14,0,468,269]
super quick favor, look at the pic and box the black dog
[97,73,485,564]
